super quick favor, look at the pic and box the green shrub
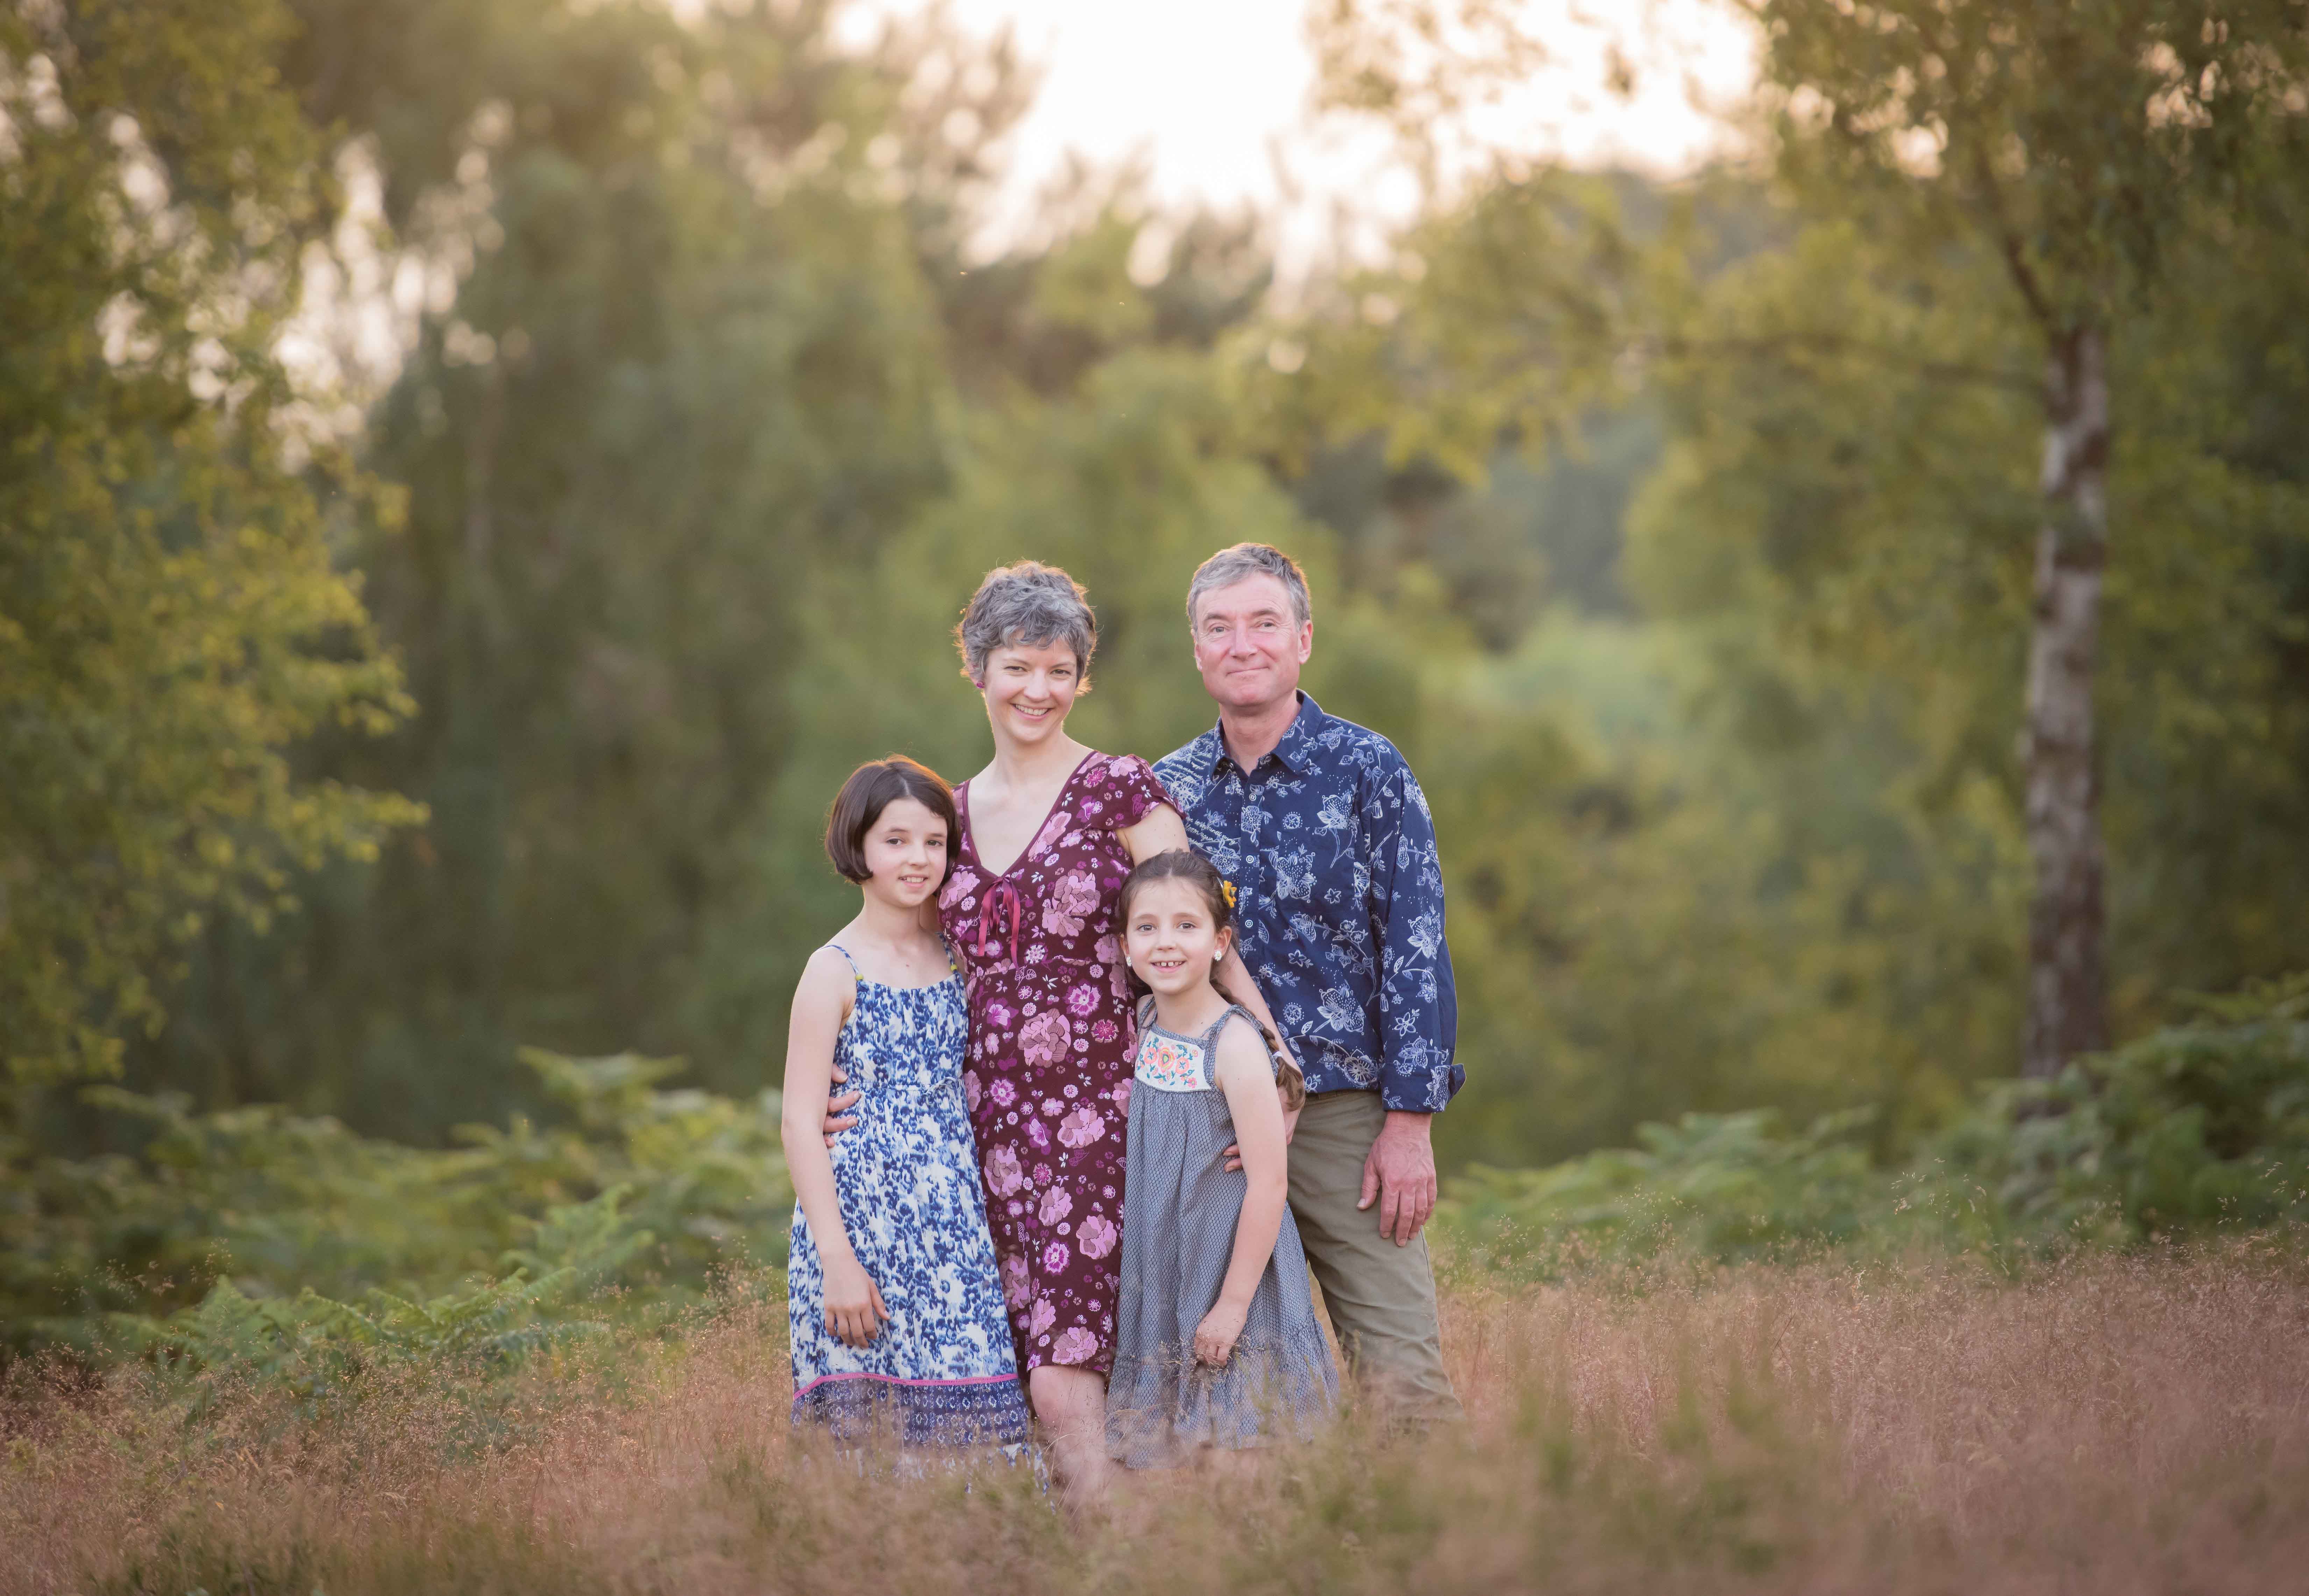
[1,1050,790,1362]
[1439,974,2309,1275]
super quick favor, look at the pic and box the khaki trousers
[1287,1090,1464,1425]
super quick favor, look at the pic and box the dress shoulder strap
[1199,1004,1263,1060]
[824,943,861,978]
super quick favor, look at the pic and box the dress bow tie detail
[976,878,1024,966]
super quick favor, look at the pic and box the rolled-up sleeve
[1365,762,1462,1113]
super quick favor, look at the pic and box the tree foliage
[0,0,421,1085]
[6,0,2308,1254]
[1444,973,2309,1276]
[3,1047,789,1360]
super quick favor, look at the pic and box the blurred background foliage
[5,0,2307,1359]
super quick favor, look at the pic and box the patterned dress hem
[792,1370,1033,1450]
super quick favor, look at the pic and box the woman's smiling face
[1124,877,1230,998]
[980,637,1082,747]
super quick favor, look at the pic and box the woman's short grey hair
[954,561,1098,685]
[1185,543,1312,630]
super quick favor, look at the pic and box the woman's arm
[1196,1022,1292,1366]
[1119,803,1305,1112]
[779,949,887,1348]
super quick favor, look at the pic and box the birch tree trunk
[2022,324,2111,1078]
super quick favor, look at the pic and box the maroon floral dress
[940,752,1173,1378]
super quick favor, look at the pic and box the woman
[936,561,1293,1506]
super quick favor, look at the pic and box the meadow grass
[7,1241,2307,1595]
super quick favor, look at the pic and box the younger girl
[1106,849,1339,1469]
[781,757,1030,1456]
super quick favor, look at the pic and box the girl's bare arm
[779,949,886,1346]
[1196,1024,1291,1364]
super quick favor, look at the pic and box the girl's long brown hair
[1118,849,1306,1110]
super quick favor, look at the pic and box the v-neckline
[962,752,1096,879]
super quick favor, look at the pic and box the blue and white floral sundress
[788,945,1031,1453]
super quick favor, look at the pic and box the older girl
[935,562,1294,1505]
[780,757,1030,1459]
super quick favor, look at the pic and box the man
[1153,543,1464,1425]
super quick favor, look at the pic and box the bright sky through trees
[836,0,1758,278]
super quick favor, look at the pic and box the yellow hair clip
[1220,879,1237,910]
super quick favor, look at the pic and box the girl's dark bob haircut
[824,756,960,886]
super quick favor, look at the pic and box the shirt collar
[1208,692,1325,778]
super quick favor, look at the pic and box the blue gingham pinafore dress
[1106,1004,1339,1468]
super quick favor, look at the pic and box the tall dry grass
[7,1243,2307,1595]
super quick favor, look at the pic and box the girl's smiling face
[861,796,949,910]
[1124,878,1231,999]
[979,638,1081,747]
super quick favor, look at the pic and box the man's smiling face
[1191,572,1312,715]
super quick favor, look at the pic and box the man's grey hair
[954,561,1098,684]
[1185,543,1312,630]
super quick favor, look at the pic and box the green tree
[0,0,419,1085]
[1306,0,2309,1089]
[133,0,1058,1136]
[1740,0,2309,1075]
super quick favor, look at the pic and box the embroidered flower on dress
[1002,1253,1031,1309]
[988,1077,1017,1107]
[962,1070,981,1112]
[1042,1241,1071,1275]
[1028,1297,1057,1337]
[1038,1186,1073,1225]
[1051,1326,1099,1365]
[1111,1080,1132,1114]
[1066,982,1101,1017]
[1075,1213,1117,1259]
[1057,1105,1107,1147]
[1024,1117,1050,1152]
[1091,1018,1118,1044]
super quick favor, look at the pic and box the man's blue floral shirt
[1154,693,1462,1113]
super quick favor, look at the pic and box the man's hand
[821,1062,860,1147]
[1358,1110,1436,1246]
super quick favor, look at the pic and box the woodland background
[5,0,2309,1363]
